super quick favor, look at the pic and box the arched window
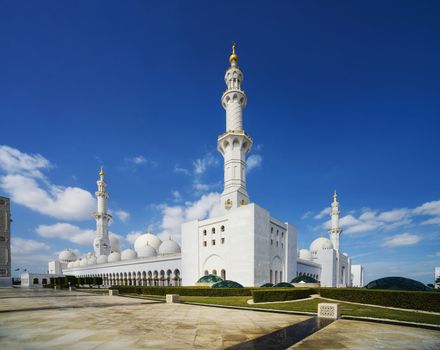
[221,269,226,280]
[33,278,39,285]
[270,270,273,283]
[212,227,216,234]
[203,229,207,236]
[212,269,217,276]
[275,271,278,284]
[220,225,225,232]
[280,271,282,282]
[204,270,209,276]
[42,278,48,285]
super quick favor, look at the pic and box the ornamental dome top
[158,236,181,255]
[310,236,333,252]
[134,229,162,252]
[229,42,238,64]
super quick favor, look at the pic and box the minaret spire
[217,43,252,213]
[93,167,111,256]
[328,190,342,251]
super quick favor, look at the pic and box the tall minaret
[328,190,342,251]
[217,43,253,213]
[93,167,111,256]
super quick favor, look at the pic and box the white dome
[158,237,181,255]
[310,237,333,252]
[134,231,162,252]
[298,249,313,261]
[59,249,77,263]
[121,248,138,260]
[67,262,73,268]
[137,244,157,258]
[73,260,81,267]
[87,256,97,265]
[79,259,88,267]
[97,255,108,264]
[343,252,349,257]
[110,235,120,253]
[108,252,121,263]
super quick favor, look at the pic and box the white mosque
[49,45,364,288]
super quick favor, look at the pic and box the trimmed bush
[273,282,294,288]
[252,288,313,303]
[110,286,257,296]
[319,288,440,312]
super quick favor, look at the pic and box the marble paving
[290,319,440,350]
[0,288,307,349]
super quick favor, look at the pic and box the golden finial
[147,227,151,234]
[99,166,104,178]
[333,189,337,201]
[229,42,238,64]
[320,233,323,238]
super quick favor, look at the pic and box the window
[212,228,216,234]
[221,225,225,232]
[282,232,284,237]
[33,278,39,285]
[203,230,207,236]
[276,241,278,247]
[204,270,208,276]
[271,239,273,245]
[221,238,225,244]
[212,269,217,276]
[212,239,216,246]
[203,241,207,247]
[281,243,284,248]
[221,269,226,280]
[277,229,279,236]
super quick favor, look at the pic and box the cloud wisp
[382,233,421,247]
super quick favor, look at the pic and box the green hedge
[252,288,314,303]
[110,286,265,296]
[319,288,440,312]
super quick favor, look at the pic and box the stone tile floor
[0,288,306,349]
[0,288,439,349]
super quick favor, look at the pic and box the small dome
[343,252,349,257]
[108,252,121,263]
[79,259,88,267]
[298,249,313,261]
[73,260,81,267]
[137,244,157,258]
[97,255,108,264]
[59,249,77,263]
[110,235,120,253]
[134,231,162,252]
[197,274,223,284]
[310,237,333,252]
[158,236,181,255]
[67,262,73,268]
[87,256,97,266]
[121,248,137,260]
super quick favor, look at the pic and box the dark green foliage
[273,282,294,288]
[252,288,313,303]
[260,283,274,287]
[319,288,440,312]
[196,274,223,283]
[211,280,244,288]
[290,275,318,283]
[109,286,255,296]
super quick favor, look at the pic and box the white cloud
[126,231,143,244]
[11,237,53,273]
[0,145,96,221]
[125,155,157,167]
[193,153,218,175]
[382,233,421,247]
[11,237,51,254]
[157,192,221,242]
[114,210,130,222]
[301,211,313,220]
[413,200,440,216]
[247,154,262,172]
[172,190,182,202]
[0,145,51,178]
[174,164,190,176]
[314,207,331,220]
[36,223,96,245]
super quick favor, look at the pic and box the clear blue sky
[1,1,439,284]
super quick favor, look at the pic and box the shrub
[109,286,256,297]
[318,288,440,312]
[252,288,313,303]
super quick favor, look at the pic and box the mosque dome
[79,259,88,267]
[97,255,108,264]
[108,252,121,263]
[298,249,313,261]
[121,248,138,260]
[158,236,181,255]
[59,249,77,263]
[310,237,333,252]
[137,244,157,258]
[110,235,121,253]
[67,262,73,268]
[73,260,81,267]
[87,256,97,265]
[134,230,162,252]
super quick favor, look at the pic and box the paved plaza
[0,288,439,349]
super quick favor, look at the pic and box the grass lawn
[174,296,440,325]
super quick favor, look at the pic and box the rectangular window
[221,238,225,244]
[212,240,216,246]
[203,241,207,247]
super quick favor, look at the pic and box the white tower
[217,43,253,213]
[328,190,342,251]
[93,167,111,256]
